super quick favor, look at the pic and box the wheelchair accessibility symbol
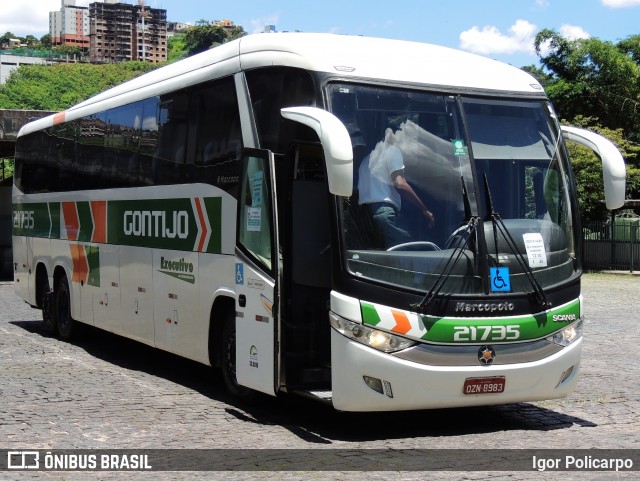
[490,267,511,292]
[235,263,244,285]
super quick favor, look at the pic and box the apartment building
[90,1,168,64]
[49,0,90,49]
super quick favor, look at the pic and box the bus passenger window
[246,67,317,153]
[187,76,242,189]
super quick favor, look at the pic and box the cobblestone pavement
[0,273,638,480]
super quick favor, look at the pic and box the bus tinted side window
[51,121,78,191]
[78,113,106,190]
[15,76,243,194]
[154,91,188,185]
[186,76,242,191]
[105,102,143,188]
[246,67,317,153]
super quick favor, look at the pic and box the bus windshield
[328,83,578,296]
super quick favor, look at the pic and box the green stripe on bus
[107,198,198,250]
[12,202,51,238]
[361,301,382,326]
[86,245,100,287]
[14,197,224,253]
[49,202,60,238]
[418,299,581,343]
[76,201,93,242]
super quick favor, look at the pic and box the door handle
[238,294,246,308]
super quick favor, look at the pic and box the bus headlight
[329,312,417,353]
[546,319,583,347]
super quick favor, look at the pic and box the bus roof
[19,33,544,136]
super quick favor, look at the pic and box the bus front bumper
[330,329,582,412]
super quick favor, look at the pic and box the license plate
[463,376,506,395]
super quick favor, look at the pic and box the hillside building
[49,0,90,49]
[89,1,168,64]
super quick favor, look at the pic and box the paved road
[0,273,638,480]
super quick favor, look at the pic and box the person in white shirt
[358,128,435,247]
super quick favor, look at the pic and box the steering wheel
[386,241,441,252]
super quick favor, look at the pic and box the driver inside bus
[358,127,435,247]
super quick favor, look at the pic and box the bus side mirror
[561,126,626,210]
[281,107,353,197]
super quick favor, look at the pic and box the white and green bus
[12,33,625,411]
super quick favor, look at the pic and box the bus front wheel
[220,311,253,399]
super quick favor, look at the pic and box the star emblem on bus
[478,345,496,365]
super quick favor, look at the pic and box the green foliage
[54,45,86,59]
[0,62,157,110]
[535,30,640,143]
[564,116,640,221]
[521,64,554,89]
[168,33,188,62]
[534,30,640,221]
[0,32,16,44]
[40,34,52,49]
[183,21,246,56]
[1,31,47,50]
[1,158,13,181]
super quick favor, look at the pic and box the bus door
[234,149,281,396]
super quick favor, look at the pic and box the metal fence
[583,216,640,272]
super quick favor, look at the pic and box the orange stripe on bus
[91,200,107,243]
[62,202,79,241]
[53,111,66,125]
[69,244,88,284]
[390,309,412,335]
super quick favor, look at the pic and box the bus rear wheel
[54,276,76,341]
[38,276,56,335]
[220,312,253,399]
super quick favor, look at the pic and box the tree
[227,25,247,42]
[183,21,246,56]
[564,116,640,221]
[520,64,554,89]
[618,35,640,64]
[0,32,16,48]
[184,21,227,55]
[168,33,187,62]
[24,35,38,47]
[534,30,640,221]
[40,34,52,49]
[1,158,13,181]
[535,30,640,143]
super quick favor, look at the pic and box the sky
[1,0,640,67]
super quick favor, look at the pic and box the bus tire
[38,273,56,335]
[220,311,253,399]
[54,275,75,341]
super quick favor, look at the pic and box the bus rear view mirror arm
[561,126,626,210]
[281,107,353,197]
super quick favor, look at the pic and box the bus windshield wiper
[482,175,551,309]
[411,178,479,314]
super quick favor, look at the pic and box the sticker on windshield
[451,139,468,157]
[490,267,511,292]
[251,171,263,206]
[246,206,262,232]
[523,232,547,268]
